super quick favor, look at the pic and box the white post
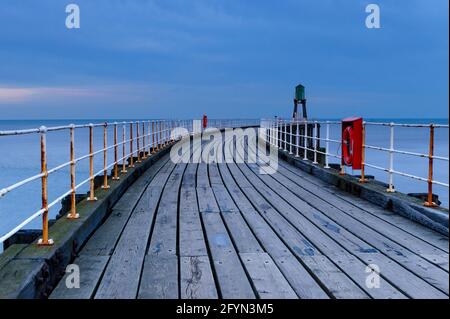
[313,121,318,164]
[387,122,395,192]
[295,120,300,157]
[325,121,330,168]
[303,121,308,160]
[289,121,293,154]
[283,119,287,151]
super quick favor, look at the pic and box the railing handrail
[0,119,258,245]
[262,117,449,208]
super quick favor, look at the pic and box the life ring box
[341,117,363,170]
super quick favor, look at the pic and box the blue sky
[0,0,448,119]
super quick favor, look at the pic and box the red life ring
[342,126,354,165]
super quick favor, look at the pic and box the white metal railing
[0,119,258,246]
[261,118,449,207]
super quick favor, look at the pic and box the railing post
[102,122,110,189]
[87,124,97,201]
[152,121,156,153]
[283,119,287,151]
[295,120,300,157]
[37,126,53,246]
[147,121,151,155]
[121,122,128,173]
[164,120,168,146]
[67,124,79,219]
[159,121,163,148]
[324,121,330,168]
[136,121,141,163]
[142,120,147,159]
[359,123,367,182]
[289,120,293,154]
[113,122,119,180]
[129,122,134,168]
[313,121,318,164]
[303,121,308,161]
[424,124,437,207]
[386,122,395,192]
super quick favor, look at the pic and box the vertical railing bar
[121,122,128,173]
[113,122,119,180]
[324,121,330,168]
[425,124,437,207]
[67,124,79,219]
[313,121,318,164]
[87,124,97,201]
[102,122,110,189]
[129,122,134,168]
[37,126,54,245]
[359,123,367,182]
[387,122,395,192]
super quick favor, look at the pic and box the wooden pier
[47,129,449,299]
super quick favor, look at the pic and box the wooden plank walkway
[50,129,449,299]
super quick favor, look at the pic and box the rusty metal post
[424,124,437,207]
[87,124,97,201]
[37,126,53,245]
[136,122,141,163]
[101,122,110,189]
[129,122,134,168]
[67,125,79,219]
[359,123,367,183]
[113,122,119,180]
[121,122,128,173]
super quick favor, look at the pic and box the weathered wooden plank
[269,162,448,270]
[138,254,178,299]
[197,163,210,188]
[197,187,220,213]
[240,253,297,299]
[356,251,447,299]
[50,255,109,299]
[300,255,369,299]
[209,163,223,185]
[148,164,186,256]
[182,163,197,188]
[218,163,330,298]
[180,256,218,299]
[229,154,405,298]
[220,212,263,254]
[179,210,208,257]
[278,160,449,253]
[94,185,165,299]
[180,188,198,212]
[212,185,239,213]
[202,213,255,298]
[239,137,448,297]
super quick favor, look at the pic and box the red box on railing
[341,117,363,169]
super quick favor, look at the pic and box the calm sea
[0,119,448,250]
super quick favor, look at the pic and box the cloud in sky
[0,0,448,119]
